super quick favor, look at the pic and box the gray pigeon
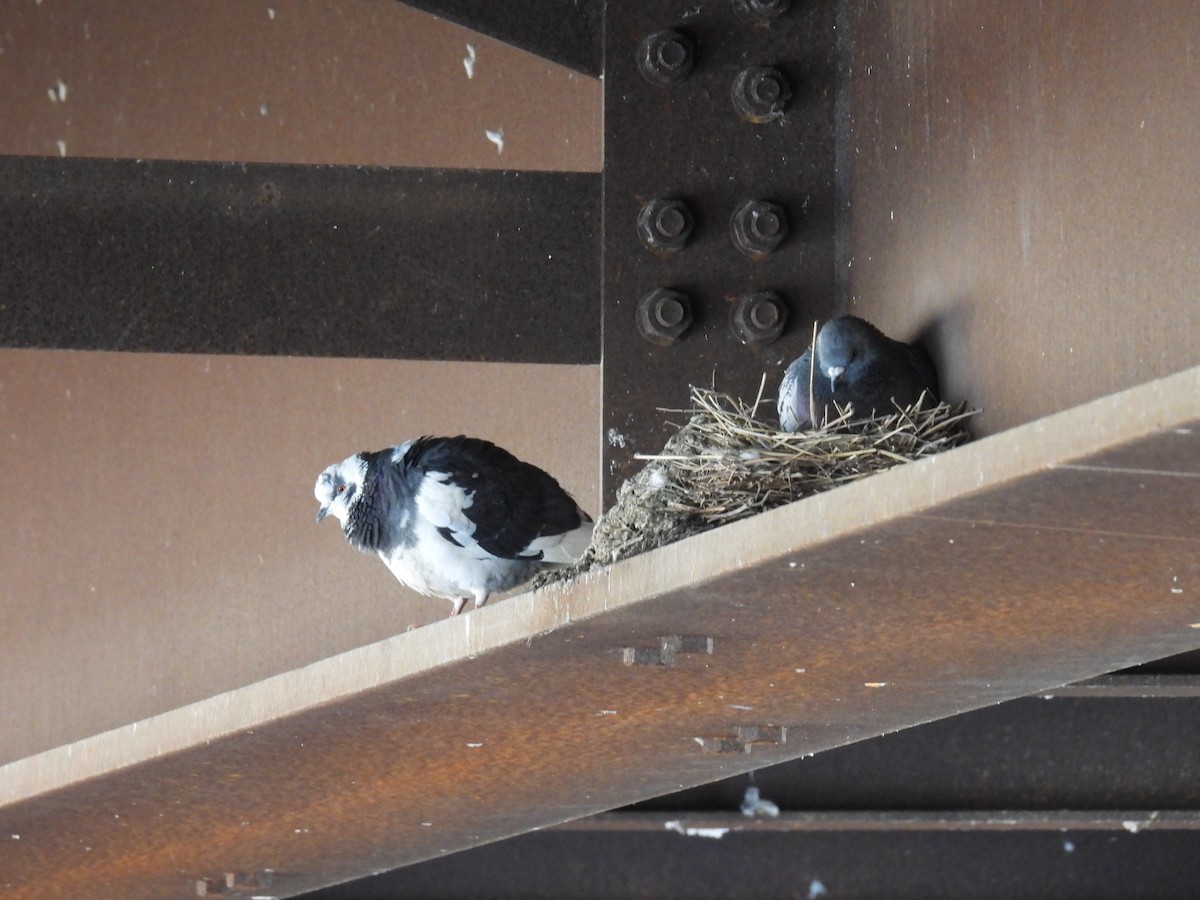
[315,436,594,616]
[778,315,939,431]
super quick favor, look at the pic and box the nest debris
[534,383,979,588]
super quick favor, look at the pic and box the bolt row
[637,288,788,347]
[633,9,795,349]
[638,198,789,258]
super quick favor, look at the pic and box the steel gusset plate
[602,0,839,501]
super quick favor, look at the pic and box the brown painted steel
[0,0,601,172]
[0,351,601,768]
[1,368,1197,898]
[842,1,1200,439]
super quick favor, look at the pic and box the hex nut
[730,199,789,258]
[731,66,792,123]
[637,30,694,85]
[730,291,788,345]
[637,198,695,253]
[637,288,693,346]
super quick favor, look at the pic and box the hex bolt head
[637,30,695,85]
[731,66,792,123]
[730,199,789,258]
[656,206,686,236]
[732,0,792,22]
[730,291,788,345]
[637,288,693,346]
[637,198,694,253]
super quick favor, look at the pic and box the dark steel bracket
[602,0,839,501]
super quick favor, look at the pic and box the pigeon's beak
[825,365,845,391]
[316,506,329,523]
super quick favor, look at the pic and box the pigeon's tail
[535,509,595,565]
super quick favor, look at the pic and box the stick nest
[534,384,979,588]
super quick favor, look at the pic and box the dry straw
[535,379,979,586]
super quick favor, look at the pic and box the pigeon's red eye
[337,485,346,494]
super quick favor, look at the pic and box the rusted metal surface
[1,367,1197,898]
[314,690,1200,896]
[0,158,600,362]
[629,694,1200,814]
[602,0,838,500]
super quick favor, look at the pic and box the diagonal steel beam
[1,366,1198,898]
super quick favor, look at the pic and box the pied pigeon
[777,315,940,431]
[315,435,593,616]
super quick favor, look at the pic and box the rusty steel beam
[1,366,1198,898]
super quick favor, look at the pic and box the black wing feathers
[404,436,583,560]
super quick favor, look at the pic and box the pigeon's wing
[905,343,940,401]
[777,348,814,432]
[849,334,940,413]
[403,436,587,561]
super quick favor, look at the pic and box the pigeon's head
[816,316,875,391]
[314,454,369,527]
